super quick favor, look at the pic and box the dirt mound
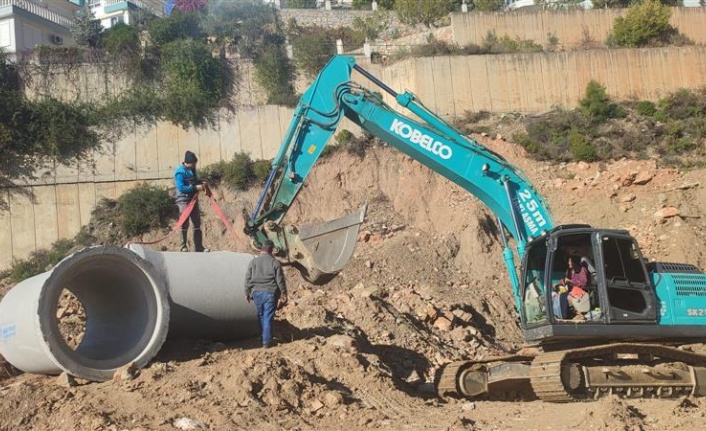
[1,138,706,429]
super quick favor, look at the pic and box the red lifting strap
[128,191,242,247]
[207,194,242,242]
[128,193,198,246]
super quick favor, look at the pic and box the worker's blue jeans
[251,291,277,346]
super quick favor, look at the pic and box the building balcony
[0,0,75,28]
[89,0,164,16]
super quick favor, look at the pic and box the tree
[201,1,296,106]
[607,0,673,47]
[352,11,390,41]
[253,44,297,106]
[71,5,102,48]
[161,39,225,127]
[100,23,141,63]
[395,0,455,28]
[579,80,624,123]
[148,9,203,47]
[473,0,504,11]
[289,26,336,78]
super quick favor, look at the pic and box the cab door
[598,234,658,322]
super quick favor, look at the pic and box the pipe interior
[49,255,159,369]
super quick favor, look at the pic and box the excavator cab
[520,225,659,346]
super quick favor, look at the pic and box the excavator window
[522,241,548,324]
[602,236,651,315]
[602,237,647,284]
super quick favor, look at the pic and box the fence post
[462,0,468,12]
[364,42,372,60]
[325,0,332,10]
[372,0,378,10]
[336,39,344,54]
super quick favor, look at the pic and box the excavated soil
[1,134,706,430]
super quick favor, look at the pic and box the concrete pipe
[0,246,170,381]
[127,244,260,341]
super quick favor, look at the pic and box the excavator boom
[246,55,552,292]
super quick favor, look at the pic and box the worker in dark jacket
[245,239,288,348]
[174,150,210,252]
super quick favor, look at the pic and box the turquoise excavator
[245,55,706,401]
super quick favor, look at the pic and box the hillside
[1,134,706,430]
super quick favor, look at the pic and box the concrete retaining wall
[378,46,706,116]
[450,8,706,49]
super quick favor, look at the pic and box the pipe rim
[38,246,170,381]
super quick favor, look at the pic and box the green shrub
[659,89,706,121]
[288,22,365,79]
[22,98,100,164]
[483,31,543,54]
[9,239,76,282]
[101,23,140,59]
[252,159,273,184]
[513,133,541,155]
[148,9,202,47]
[653,110,669,123]
[160,39,224,128]
[333,129,371,157]
[568,129,598,161]
[636,100,657,117]
[462,110,491,123]
[99,86,162,127]
[547,32,560,51]
[253,44,297,106]
[352,11,390,40]
[117,184,175,236]
[202,152,258,190]
[579,80,625,123]
[290,31,336,79]
[665,136,697,154]
[335,129,354,145]
[395,0,454,28]
[474,0,505,11]
[607,0,673,48]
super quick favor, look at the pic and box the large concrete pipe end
[0,246,170,381]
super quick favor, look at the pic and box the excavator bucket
[282,204,367,284]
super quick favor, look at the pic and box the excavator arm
[246,55,554,300]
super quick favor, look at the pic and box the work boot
[180,230,189,252]
[193,229,209,252]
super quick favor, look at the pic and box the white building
[87,0,165,29]
[0,0,80,57]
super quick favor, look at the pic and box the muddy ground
[1,134,706,431]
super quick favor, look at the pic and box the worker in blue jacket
[174,150,210,252]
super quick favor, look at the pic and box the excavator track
[530,343,706,402]
[437,344,706,402]
[436,355,537,400]
[436,361,473,398]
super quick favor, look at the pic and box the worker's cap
[261,240,274,252]
[184,150,198,164]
